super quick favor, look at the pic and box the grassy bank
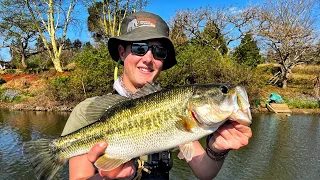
[1,64,320,113]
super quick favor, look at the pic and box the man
[62,11,252,180]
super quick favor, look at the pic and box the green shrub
[158,44,263,93]
[26,53,52,72]
[5,69,16,74]
[48,45,116,102]
[71,45,115,99]
[251,98,268,108]
[49,74,74,102]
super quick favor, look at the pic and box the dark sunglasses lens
[152,46,167,60]
[131,43,148,55]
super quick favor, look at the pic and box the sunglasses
[131,42,168,60]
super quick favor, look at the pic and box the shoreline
[0,102,73,112]
[253,107,320,114]
[2,102,320,114]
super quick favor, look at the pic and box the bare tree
[255,0,319,88]
[25,0,79,72]
[168,6,257,56]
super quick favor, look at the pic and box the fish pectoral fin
[176,115,197,132]
[94,154,130,171]
[178,142,194,162]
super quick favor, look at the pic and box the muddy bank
[0,101,74,112]
[252,107,320,114]
[2,101,320,115]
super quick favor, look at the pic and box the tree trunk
[281,68,291,89]
[282,78,287,89]
[52,57,63,72]
[21,53,27,69]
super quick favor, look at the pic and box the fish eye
[221,85,229,94]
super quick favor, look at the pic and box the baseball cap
[108,11,177,70]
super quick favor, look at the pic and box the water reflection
[216,114,320,180]
[0,109,69,180]
[0,109,320,180]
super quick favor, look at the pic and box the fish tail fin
[23,138,66,180]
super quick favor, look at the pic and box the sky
[145,0,257,22]
[0,0,258,61]
[74,0,258,45]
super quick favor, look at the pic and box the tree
[64,38,73,50]
[169,6,257,56]
[87,1,107,42]
[25,0,79,72]
[0,0,39,68]
[233,33,262,67]
[255,0,318,88]
[169,14,188,47]
[73,39,82,50]
[86,0,149,43]
[201,21,228,56]
[83,41,93,49]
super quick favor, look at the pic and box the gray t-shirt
[61,97,99,136]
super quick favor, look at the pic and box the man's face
[120,40,165,92]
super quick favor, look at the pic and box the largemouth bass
[23,83,252,180]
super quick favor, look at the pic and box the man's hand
[209,121,252,152]
[87,141,136,180]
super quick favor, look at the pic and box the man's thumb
[87,141,108,162]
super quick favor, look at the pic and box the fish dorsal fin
[94,154,131,171]
[85,94,129,123]
[132,82,162,99]
[177,142,195,162]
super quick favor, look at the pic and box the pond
[0,109,319,179]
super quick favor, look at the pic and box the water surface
[0,109,319,179]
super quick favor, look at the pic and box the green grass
[292,65,320,75]
[284,98,319,109]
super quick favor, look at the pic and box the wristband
[206,134,230,161]
[205,146,230,161]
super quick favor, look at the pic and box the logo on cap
[127,17,157,32]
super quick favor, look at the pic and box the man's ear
[118,45,125,61]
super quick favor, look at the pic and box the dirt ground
[0,73,73,111]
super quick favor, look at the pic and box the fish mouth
[191,85,252,127]
[187,85,252,127]
[229,86,252,126]
[229,108,252,126]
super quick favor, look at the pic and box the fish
[23,83,252,180]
